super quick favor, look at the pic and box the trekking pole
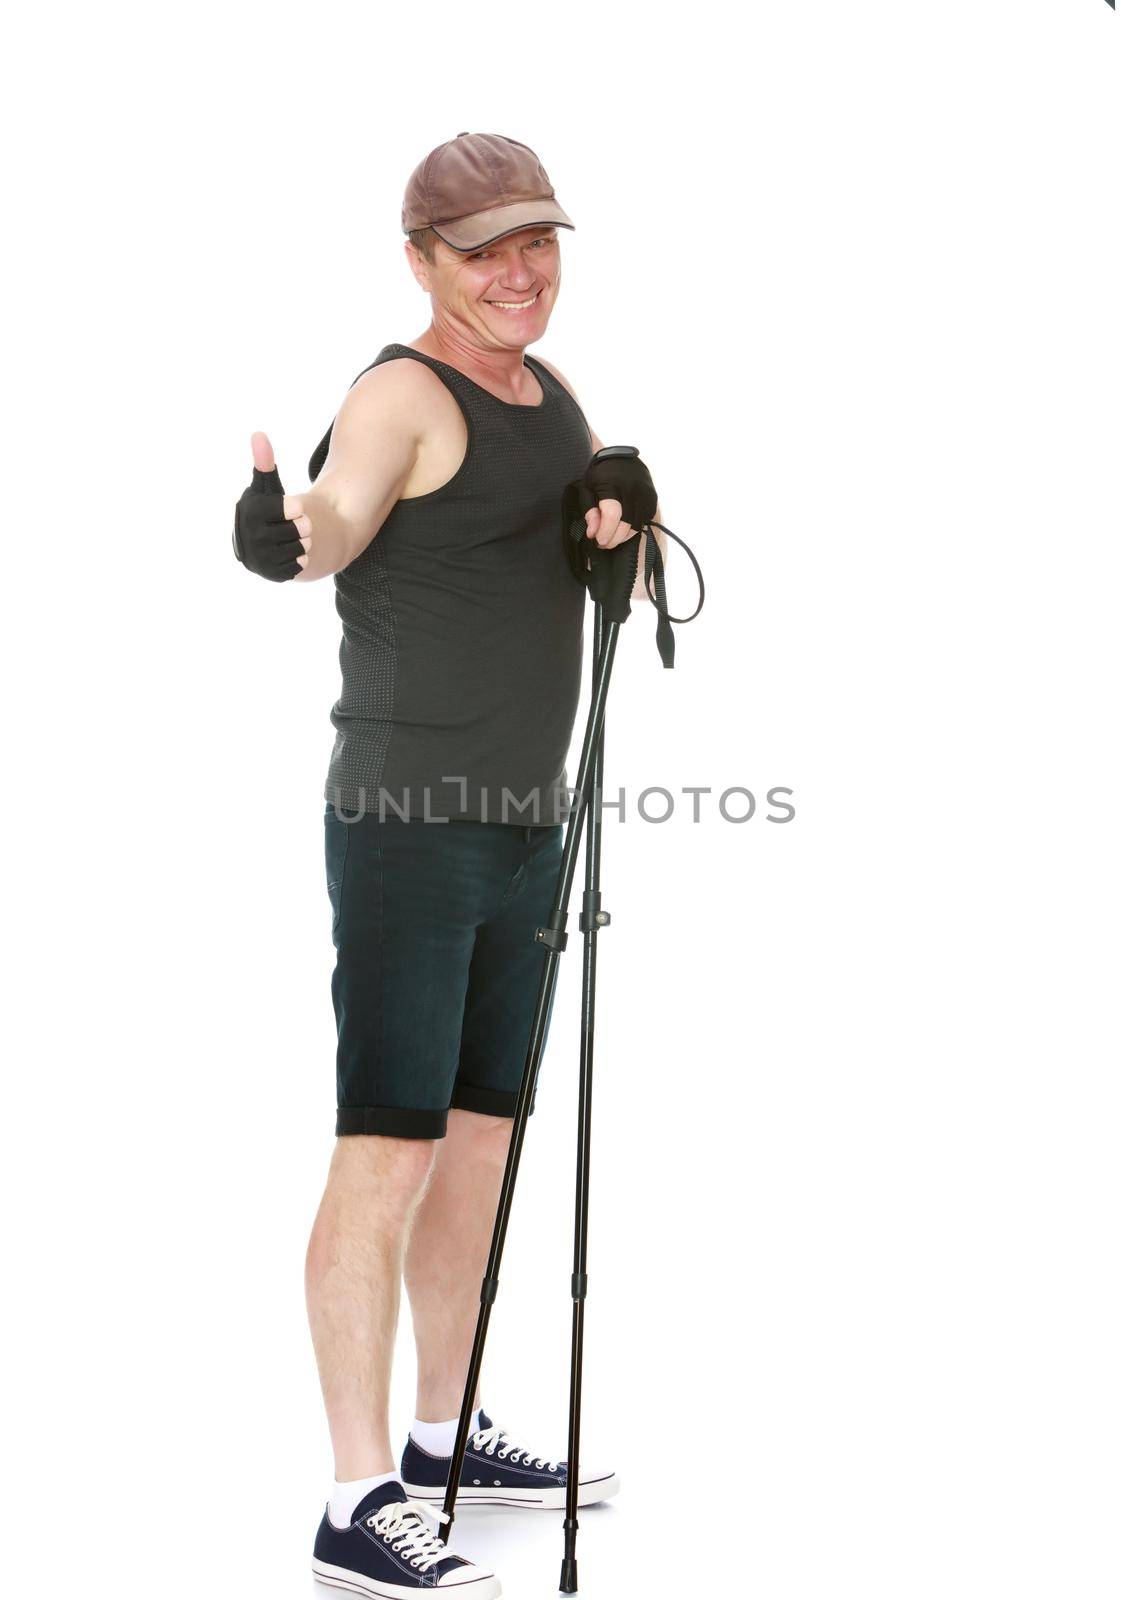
[560,599,608,1594]
[557,478,704,1589]
[439,581,631,1546]
[440,447,704,1588]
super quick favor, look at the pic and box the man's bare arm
[293,362,430,582]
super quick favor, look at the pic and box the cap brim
[431,198,575,252]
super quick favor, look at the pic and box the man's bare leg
[306,1134,437,1478]
[403,1108,513,1421]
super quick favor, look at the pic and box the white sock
[328,1470,400,1530]
[410,1407,484,1457]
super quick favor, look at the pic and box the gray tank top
[308,344,593,824]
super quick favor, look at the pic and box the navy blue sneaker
[312,1479,501,1597]
[401,1411,619,1510]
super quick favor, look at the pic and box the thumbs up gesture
[232,432,313,581]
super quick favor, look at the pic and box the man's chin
[469,306,550,349]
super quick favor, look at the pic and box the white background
[3,2,1118,1596]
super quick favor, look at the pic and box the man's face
[408,224,561,346]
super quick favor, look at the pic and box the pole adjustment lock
[579,891,611,932]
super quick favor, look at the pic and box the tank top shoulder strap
[369,343,496,421]
[523,352,591,428]
[309,345,503,481]
[307,343,579,482]
[374,344,564,418]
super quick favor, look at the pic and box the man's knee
[445,1108,514,1170]
[327,1132,438,1214]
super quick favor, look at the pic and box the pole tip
[559,1557,578,1592]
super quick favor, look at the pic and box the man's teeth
[488,292,539,309]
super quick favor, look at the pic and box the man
[233,132,664,1597]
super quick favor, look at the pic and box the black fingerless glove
[580,446,658,531]
[561,444,705,669]
[232,466,304,582]
[561,445,658,593]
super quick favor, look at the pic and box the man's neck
[411,324,536,401]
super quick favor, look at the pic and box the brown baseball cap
[402,131,574,253]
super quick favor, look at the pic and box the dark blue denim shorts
[324,804,564,1139]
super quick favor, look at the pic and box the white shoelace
[471,1423,560,1472]
[366,1500,450,1572]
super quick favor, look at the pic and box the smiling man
[232,131,663,1597]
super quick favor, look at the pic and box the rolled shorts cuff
[336,1105,449,1140]
[449,1082,529,1119]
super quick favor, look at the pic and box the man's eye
[470,236,553,261]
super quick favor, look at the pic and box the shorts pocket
[324,811,351,936]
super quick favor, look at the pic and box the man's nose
[499,257,536,289]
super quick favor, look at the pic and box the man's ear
[403,240,431,292]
